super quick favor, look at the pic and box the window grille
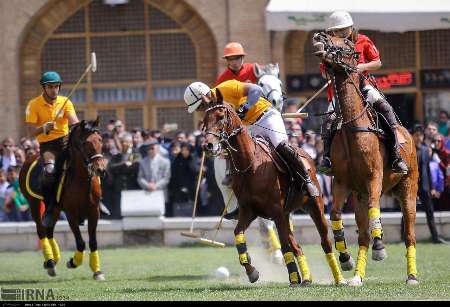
[125,108,144,130]
[55,9,85,34]
[97,109,117,131]
[157,107,193,132]
[420,30,450,69]
[89,0,145,32]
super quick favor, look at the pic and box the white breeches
[248,108,287,148]
[363,84,383,104]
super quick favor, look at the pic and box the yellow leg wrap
[235,233,246,245]
[335,241,347,253]
[73,250,85,267]
[40,238,54,262]
[268,228,281,251]
[49,238,61,263]
[283,252,295,264]
[331,220,344,231]
[289,272,300,283]
[296,255,312,281]
[239,253,249,265]
[406,245,417,277]
[89,251,101,273]
[325,253,344,284]
[355,246,368,279]
[368,207,383,239]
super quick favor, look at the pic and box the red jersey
[215,63,258,85]
[322,34,380,102]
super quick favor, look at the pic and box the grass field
[1,243,450,301]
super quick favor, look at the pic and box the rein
[204,104,254,174]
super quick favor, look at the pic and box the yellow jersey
[25,94,76,143]
[212,80,272,125]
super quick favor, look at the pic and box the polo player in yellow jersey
[25,71,79,227]
[184,80,319,198]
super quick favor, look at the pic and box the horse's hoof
[44,260,56,277]
[289,282,300,288]
[247,268,259,283]
[406,275,419,286]
[271,249,284,265]
[372,248,387,261]
[301,280,312,286]
[347,275,363,287]
[66,258,77,269]
[93,271,105,281]
[336,279,347,286]
[339,254,355,271]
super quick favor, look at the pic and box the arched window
[38,0,208,131]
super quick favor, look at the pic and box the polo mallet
[53,52,97,121]
[282,80,331,119]
[180,151,206,239]
[199,189,234,248]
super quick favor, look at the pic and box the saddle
[25,159,67,203]
[254,136,313,176]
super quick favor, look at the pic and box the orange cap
[222,42,246,58]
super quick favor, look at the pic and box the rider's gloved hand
[43,121,55,135]
[237,104,249,120]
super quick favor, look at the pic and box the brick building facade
[0,0,449,139]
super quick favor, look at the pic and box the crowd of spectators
[0,107,449,224]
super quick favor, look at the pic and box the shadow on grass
[147,274,210,282]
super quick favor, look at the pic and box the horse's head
[255,63,285,112]
[202,93,243,157]
[68,116,106,177]
[312,32,359,73]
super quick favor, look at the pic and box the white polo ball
[215,266,230,280]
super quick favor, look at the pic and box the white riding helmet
[327,10,354,31]
[184,82,211,113]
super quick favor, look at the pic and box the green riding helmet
[40,71,63,85]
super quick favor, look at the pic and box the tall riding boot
[276,141,320,197]
[389,124,408,174]
[221,158,232,187]
[42,170,57,228]
[374,99,408,174]
[318,127,333,174]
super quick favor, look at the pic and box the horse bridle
[204,104,253,174]
[69,124,104,176]
[315,32,371,126]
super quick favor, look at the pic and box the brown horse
[312,32,419,286]
[19,118,107,280]
[202,99,345,287]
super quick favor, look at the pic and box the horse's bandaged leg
[325,253,344,284]
[267,227,281,251]
[355,246,368,279]
[368,207,383,239]
[296,254,312,282]
[406,245,417,277]
[283,252,300,284]
[235,233,250,265]
[89,251,101,273]
[49,238,61,263]
[331,220,348,253]
[73,250,85,267]
[40,238,54,262]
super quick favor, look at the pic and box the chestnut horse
[313,32,419,286]
[19,118,107,280]
[202,100,345,287]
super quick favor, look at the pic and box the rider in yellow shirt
[184,80,319,198]
[25,71,79,227]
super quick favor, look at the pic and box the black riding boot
[276,141,320,197]
[42,171,57,228]
[374,99,408,174]
[318,113,335,174]
[221,158,232,187]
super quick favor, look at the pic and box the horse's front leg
[329,183,354,271]
[234,206,258,283]
[366,182,387,261]
[66,210,86,270]
[272,208,301,287]
[88,202,105,281]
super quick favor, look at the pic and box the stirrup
[392,159,408,175]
